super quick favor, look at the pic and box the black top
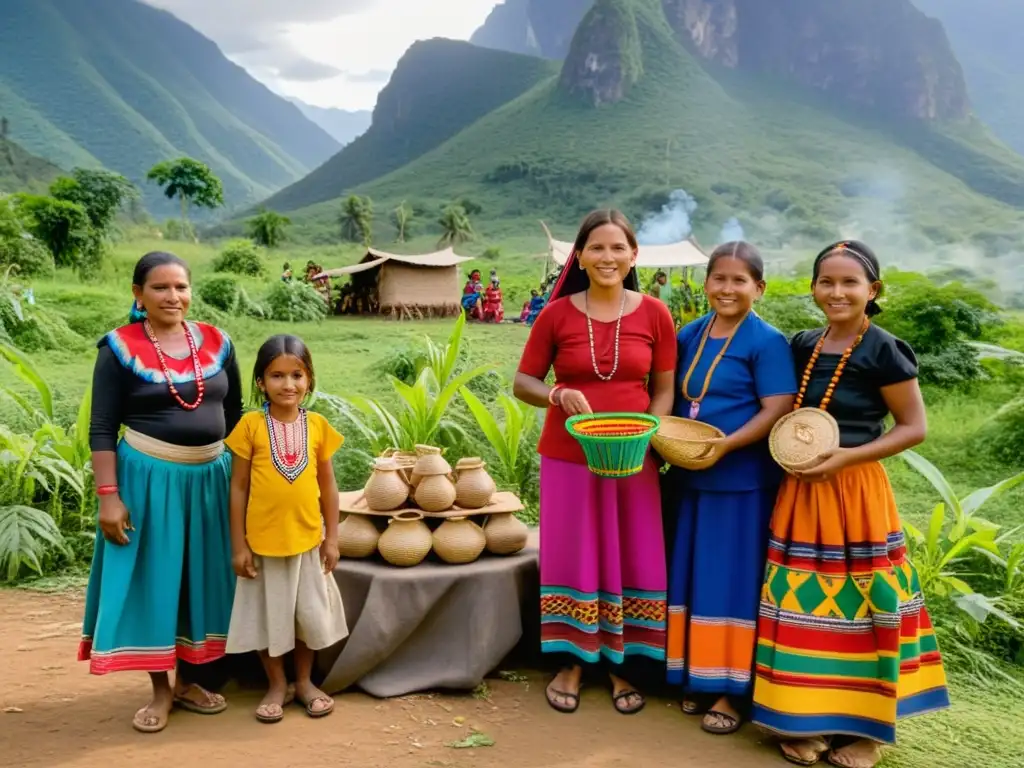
[89,324,243,452]
[791,324,918,448]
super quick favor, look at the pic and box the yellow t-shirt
[225,409,344,557]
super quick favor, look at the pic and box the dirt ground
[0,589,780,768]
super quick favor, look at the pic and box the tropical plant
[392,201,414,242]
[901,449,1024,626]
[263,280,328,323]
[247,208,291,248]
[146,157,224,237]
[213,239,266,277]
[340,195,373,245]
[438,204,474,247]
[459,386,540,503]
[11,194,97,268]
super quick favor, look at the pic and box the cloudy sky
[145,0,501,111]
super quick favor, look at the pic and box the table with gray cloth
[316,529,540,698]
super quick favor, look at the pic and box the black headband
[815,241,883,316]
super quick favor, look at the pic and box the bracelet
[547,385,563,407]
[96,485,119,496]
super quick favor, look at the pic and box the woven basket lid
[769,408,840,470]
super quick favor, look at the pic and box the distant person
[664,242,796,737]
[79,251,243,733]
[751,240,950,768]
[514,209,677,716]
[482,278,504,323]
[650,271,672,306]
[224,334,346,724]
[281,262,293,282]
[461,269,484,321]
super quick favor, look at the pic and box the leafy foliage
[212,239,266,277]
[340,195,373,245]
[263,280,328,323]
[0,196,54,277]
[12,194,98,269]
[196,276,266,319]
[438,204,474,247]
[146,158,224,233]
[49,169,138,233]
[247,208,291,248]
[392,201,414,242]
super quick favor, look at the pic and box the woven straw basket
[565,412,660,479]
[650,416,726,470]
[769,407,840,473]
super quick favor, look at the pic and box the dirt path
[0,589,777,767]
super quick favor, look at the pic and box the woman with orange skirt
[751,240,950,768]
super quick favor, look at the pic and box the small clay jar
[414,473,457,513]
[484,512,529,555]
[363,457,411,511]
[454,457,497,509]
[432,516,486,564]
[377,511,432,567]
[411,444,451,488]
[337,514,381,559]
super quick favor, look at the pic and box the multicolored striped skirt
[539,456,667,665]
[666,485,776,696]
[78,433,235,675]
[751,461,950,744]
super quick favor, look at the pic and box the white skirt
[226,546,349,658]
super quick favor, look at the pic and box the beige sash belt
[123,428,224,464]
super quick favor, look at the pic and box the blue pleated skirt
[78,440,235,675]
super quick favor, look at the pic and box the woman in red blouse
[514,209,677,715]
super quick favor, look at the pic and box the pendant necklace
[680,312,749,419]
[584,288,627,381]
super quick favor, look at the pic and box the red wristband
[96,485,119,496]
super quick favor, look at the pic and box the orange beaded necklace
[792,316,870,412]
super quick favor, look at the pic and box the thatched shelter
[316,247,474,320]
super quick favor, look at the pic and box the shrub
[756,294,821,339]
[213,239,266,277]
[162,218,195,242]
[263,280,328,323]
[0,235,55,277]
[197,276,267,319]
[979,398,1024,466]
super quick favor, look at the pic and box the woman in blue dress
[664,241,797,735]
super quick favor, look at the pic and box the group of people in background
[462,268,505,323]
[514,209,949,768]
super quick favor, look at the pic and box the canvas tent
[547,235,709,269]
[315,247,474,320]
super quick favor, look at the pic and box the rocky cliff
[559,0,644,106]
[664,0,969,120]
[471,0,593,59]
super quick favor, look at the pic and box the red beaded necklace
[143,319,205,410]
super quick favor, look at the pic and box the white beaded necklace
[584,288,627,381]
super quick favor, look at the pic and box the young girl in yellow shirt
[224,334,348,724]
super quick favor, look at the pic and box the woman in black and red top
[78,252,242,734]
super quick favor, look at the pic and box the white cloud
[145,0,501,110]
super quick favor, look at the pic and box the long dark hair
[549,209,640,301]
[706,241,765,282]
[250,334,316,406]
[129,251,191,323]
[812,240,884,317]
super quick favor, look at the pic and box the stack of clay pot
[339,444,530,567]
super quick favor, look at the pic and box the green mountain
[0,133,62,195]
[0,0,340,214]
[264,0,1024,258]
[261,40,558,214]
[471,0,593,59]
[913,0,1024,155]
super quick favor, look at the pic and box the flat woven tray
[769,407,840,472]
[339,489,524,519]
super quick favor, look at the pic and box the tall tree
[247,208,291,248]
[437,204,474,247]
[13,195,96,268]
[391,200,414,243]
[339,195,373,246]
[146,158,224,238]
[49,169,138,234]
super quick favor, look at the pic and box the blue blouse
[671,312,797,492]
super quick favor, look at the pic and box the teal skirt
[78,440,235,675]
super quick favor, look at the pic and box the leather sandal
[780,737,831,766]
[545,677,581,714]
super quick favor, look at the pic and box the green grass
[0,0,339,214]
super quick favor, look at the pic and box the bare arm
[513,371,553,409]
[719,394,795,452]
[229,454,251,554]
[648,369,675,417]
[318,460,340,541]
[843,379,927,463]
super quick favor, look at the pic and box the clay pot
[411,444,451,487]
[454,457,497,509]
[377,511,432,567]
[414,473,457,513]
[432,517,486,564]
[337,514,381,559]
[363,457,411,511]
[484,512,529,556]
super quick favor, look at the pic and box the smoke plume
[637,189,697,245]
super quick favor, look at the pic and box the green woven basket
[565,412,661,479]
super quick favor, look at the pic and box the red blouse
[517,294,677,464]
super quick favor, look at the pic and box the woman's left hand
[320,538,340,574]
[793,448,852,483]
